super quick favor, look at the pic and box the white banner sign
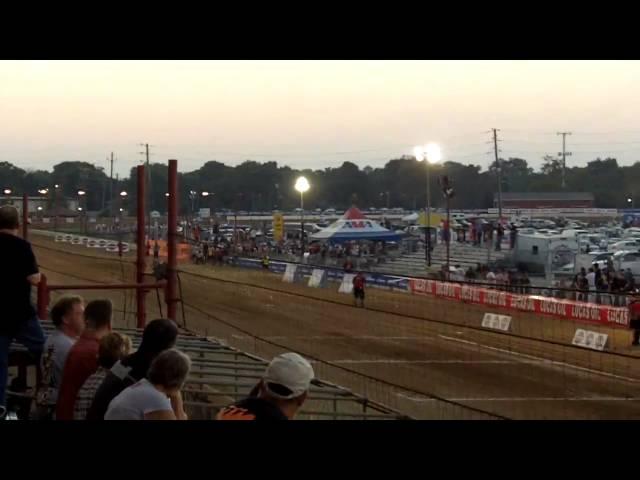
[282,264,298,283]
[339,274,355,294]
[572,329,608,351]
[308,269,327,288]
[481,313,512,332]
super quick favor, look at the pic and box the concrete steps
[372,243,514,276]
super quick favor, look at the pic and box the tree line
[0,155,637,214]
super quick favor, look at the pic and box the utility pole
[139,143,153,243]
[109,153,114,215]
[492,128,503,223]
[557,132,572,189]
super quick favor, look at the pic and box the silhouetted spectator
[496,224,505,251]
[521,271,531,295]
[509,223,518,249]
[0,205,44,410]
[343,257,354,273]
[465,267,476,282]
[624,268,636,293]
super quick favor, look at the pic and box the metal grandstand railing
[9,322,411,420]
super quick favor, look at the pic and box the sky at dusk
[1,60,640,177]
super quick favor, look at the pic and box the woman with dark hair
[85,318,178,420]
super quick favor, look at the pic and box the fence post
[37,274,49,320]
[136,164,147,329]
[166,159,179,321]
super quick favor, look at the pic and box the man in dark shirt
[0,206,45,409]
[217,352,314,421]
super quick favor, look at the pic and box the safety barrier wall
[233,257,630,329]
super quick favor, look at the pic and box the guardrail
[227,256,632,329]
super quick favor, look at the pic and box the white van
[614,250,640,275]
[623,228,640,239]
[560,229,589,239]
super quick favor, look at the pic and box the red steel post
[166,159,178,321]
[136,165,147,328]
[37,274,49,320]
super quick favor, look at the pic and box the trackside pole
[136,165,147,328]
[166,159,179,321]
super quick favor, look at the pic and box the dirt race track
[31,233,640,420]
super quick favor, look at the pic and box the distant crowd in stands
[565,262,636,306]
[436,263,533,294]
[436,259,638,307]
[191,233,389,268]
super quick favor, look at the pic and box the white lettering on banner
[413,279,426,294]
[570,304,601,321]
[485,290,507,307]
[510,295,536,312]
[539,299,567,316]
[436,283,458,298]
[607,309,629,327]
[460,286,481,303]
[426,280,435,294]
[408,275,629,329]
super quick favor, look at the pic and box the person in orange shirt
[56,299,113,420]
[217,352,314,421]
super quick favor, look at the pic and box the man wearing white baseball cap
[217,352,314,420]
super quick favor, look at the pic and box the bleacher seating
[7,322,409,420]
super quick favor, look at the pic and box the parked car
[613,250,640,275]
[609,239,640,252]
[590,251,615,269]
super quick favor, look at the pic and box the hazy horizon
[2,60,640,177]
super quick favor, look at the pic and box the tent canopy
[310,207,403,243]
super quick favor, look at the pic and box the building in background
[495,192,595,209]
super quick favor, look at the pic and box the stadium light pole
[201,191,214,221]
[52,184,60,232]
[295,176,310,260]
[77,189,87,234]
[120,191,128,218]
[414,143,442,268]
